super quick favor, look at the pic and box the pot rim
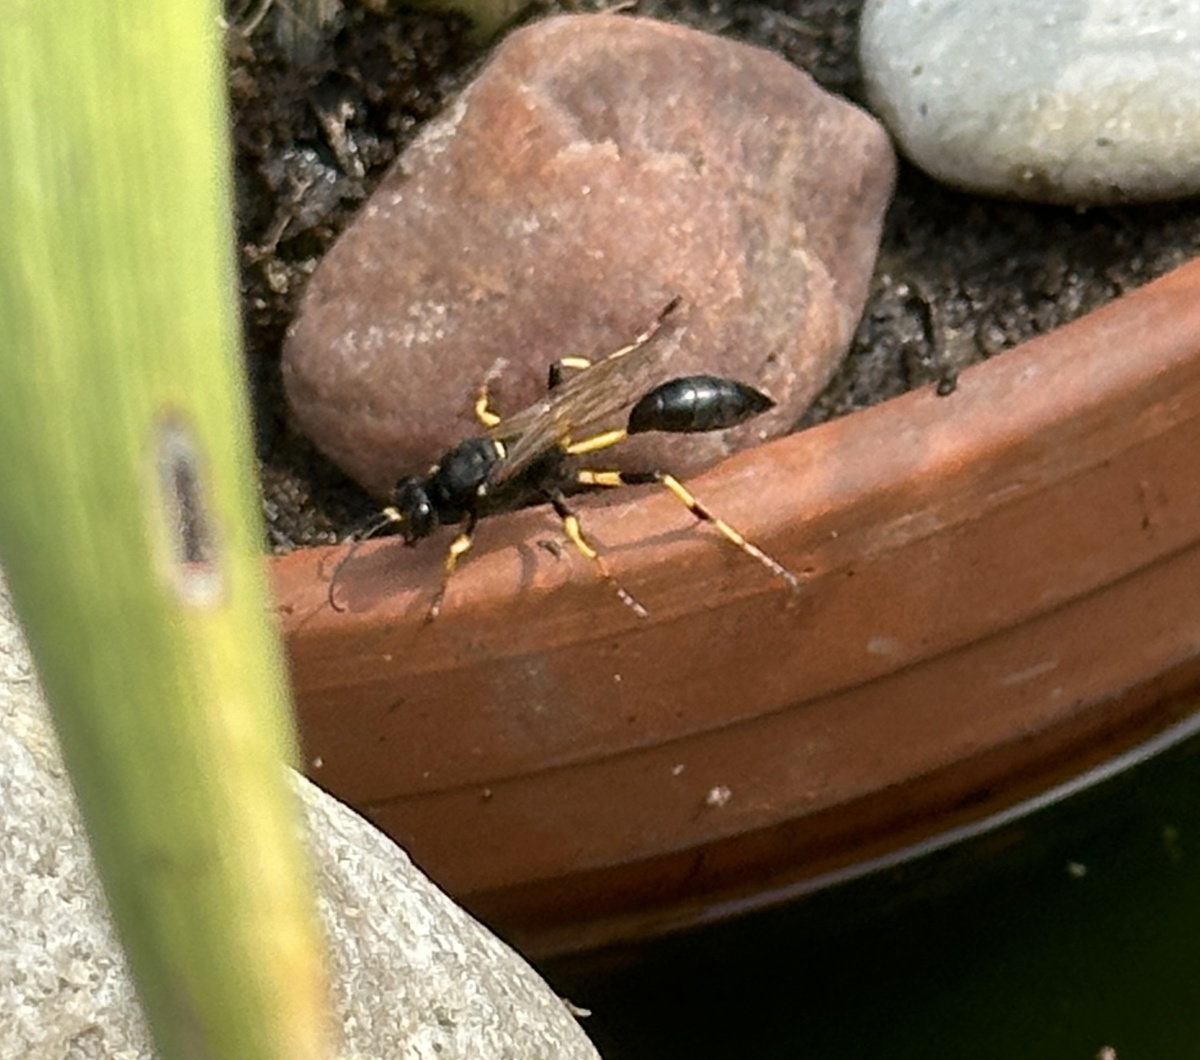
[274,255,1200,957]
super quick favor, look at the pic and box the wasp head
[390,476,438,544]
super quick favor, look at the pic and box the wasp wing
[485,300,684,486]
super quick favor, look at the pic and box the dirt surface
[227,0,1200,551]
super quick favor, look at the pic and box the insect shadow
[328,298,801,620]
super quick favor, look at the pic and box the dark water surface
[548,721,1200,1058]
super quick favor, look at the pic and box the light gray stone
[0,577,599,1059]
[861,0,1200,204]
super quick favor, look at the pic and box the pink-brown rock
[284,14,895,496]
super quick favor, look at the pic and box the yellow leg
[550,296,681,389]
[657,474,800,590]
[565,428,628,456]
[577,469,801,592]
[548,355,594,390]
[558,355,594,371]
[474,387,503,428]
[548,491,647,618]
[576,470,624,488]
[426,517,477,622]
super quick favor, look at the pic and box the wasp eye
[392,479,437,542]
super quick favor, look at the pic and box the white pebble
[861,0,1200,203]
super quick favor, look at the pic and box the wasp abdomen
[627,375,774,435]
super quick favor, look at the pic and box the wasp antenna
[327,508,404,612]
[624,295,685,354]
[648,295,682,335]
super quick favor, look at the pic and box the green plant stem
[0,3,334,1058]
[410,0,528,41]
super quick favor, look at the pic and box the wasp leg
[474,386,504,428]
[531,418,627,468]
[576,469,802,592]
[548,295,682,390]
[426,513,479,623]
[548,355,595,391]
[482,354,597,448]
[564,427,628,455]
[545,489,648,618]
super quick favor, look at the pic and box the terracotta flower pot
[273,256,1200,958]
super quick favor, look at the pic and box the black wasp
[328,297,801,619]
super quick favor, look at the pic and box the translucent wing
[485,298,683,486]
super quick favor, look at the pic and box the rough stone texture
[0,576,599,1060]
[284,13,894,496]
[861,0,1200,205]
